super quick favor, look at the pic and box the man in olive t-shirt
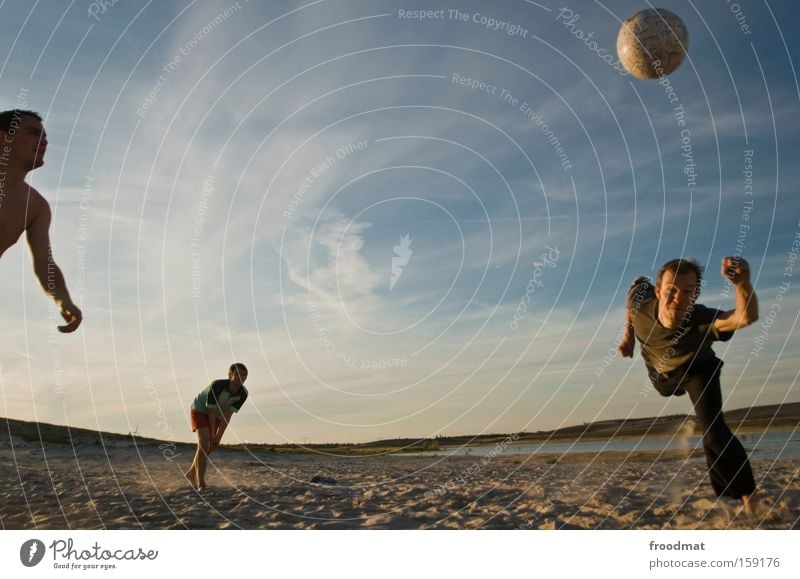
[617,257,760,516]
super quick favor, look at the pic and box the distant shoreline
[502,423,798,446]
[2,402,797,456]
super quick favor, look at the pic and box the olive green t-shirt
[628,280,733,375]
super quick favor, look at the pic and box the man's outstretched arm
[714,256,758,333]
[26,196,82,332]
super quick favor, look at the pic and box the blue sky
[1,0,797,444]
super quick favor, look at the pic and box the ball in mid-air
[616,8,688,79]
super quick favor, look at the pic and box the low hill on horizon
[2,402,798,454]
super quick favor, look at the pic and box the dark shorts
[190,409,209,432]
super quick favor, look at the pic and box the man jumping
[617,256,759,516]
[0,109,82,332]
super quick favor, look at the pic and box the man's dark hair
[229,362,248,375]
[656,258,704,289]
[0,109,42,132]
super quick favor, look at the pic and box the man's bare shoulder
[0,183,50,255]
[26,185,49,207]
[24,186,51,226]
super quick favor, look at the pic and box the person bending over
[185,363,249,490]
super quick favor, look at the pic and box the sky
[0,0,798,445]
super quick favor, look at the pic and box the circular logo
[19,539,46,567]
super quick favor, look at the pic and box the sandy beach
[1,431,797,530]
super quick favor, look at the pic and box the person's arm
[207,411,218,452]
[713,256,758,333]
[215,411,234,445]
[617,276,650,357]
[25,193,82,332]
[204,381,225,452]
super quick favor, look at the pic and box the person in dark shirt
[185,363,249,490]
[617,257,760,516]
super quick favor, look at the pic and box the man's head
[655,258,703,329]
[0,109,47,170]
[228,363,248,386]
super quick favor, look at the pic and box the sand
[1,434,797,530]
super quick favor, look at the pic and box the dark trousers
[649,359,756,499]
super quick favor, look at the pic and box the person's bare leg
[185,451,201,487]
[195,428,211,490]
[186,428,210,489]
[184,461,195,485]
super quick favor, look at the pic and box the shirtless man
[617,257,759,516]
[0,109,82,332]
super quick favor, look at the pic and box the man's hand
[617,324,636,358]
[721,256,751,287]
[616,276,647,358]
[57,301,82,333]
[714,256,759,333]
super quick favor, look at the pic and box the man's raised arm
[714,256,758,333]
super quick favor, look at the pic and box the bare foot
[185,467,198,488]
[741,494,759,518]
